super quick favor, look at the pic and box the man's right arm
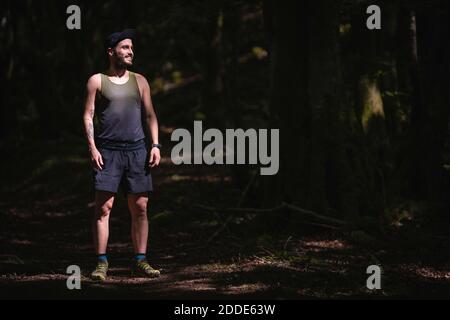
[83,74,104,170]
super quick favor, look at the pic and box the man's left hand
[149,147,161,168]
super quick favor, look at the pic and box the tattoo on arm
[87,121,94,140]
[85,106,95,140]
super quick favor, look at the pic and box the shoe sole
[91,274,107,282]
[131,270,161,278]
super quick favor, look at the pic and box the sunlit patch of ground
[303,239,352,251]
[399,264,450,281]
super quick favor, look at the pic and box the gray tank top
[95,71,145,143]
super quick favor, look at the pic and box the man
[83,29,161,281]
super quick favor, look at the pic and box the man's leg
[93,191,115,255]
[128,193,160,278]
[91,191,115,281]
[127,193,148,254]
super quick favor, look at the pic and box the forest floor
[1,135,450,299]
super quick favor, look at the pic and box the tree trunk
[201,1,226,129]
[263,0,354,218]
[263,0,308,207]
[411,0,450,200]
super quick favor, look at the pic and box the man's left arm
[138,74,161,168]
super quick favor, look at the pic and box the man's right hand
[90,148,104,171]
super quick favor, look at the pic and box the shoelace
[95,263,108,272]
[138,261,152,271]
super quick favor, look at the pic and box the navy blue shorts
[93,144,153,195]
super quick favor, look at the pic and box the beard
[114,54,133,68]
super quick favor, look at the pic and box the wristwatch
[151,143,162,149]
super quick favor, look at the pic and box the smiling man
[83,29,161,281]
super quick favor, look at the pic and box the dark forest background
[1,0,450,299]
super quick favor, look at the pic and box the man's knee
[95,200,114,219]
[131,197,148,218]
